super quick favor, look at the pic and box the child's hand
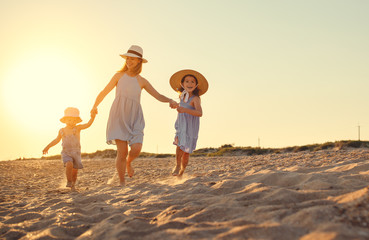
[42,147,49,155]
[176,106,186,113]
[169,100,179,109]
[90,107,98,116]
[91,110,97,118]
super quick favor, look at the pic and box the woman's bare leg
[116,140,129,185]
[127,143,142,177]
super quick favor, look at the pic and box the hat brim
[60,116,82,124]
[170,69,208,96]
[120,53,148,63]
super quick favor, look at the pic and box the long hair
[118,59,143,75]
[179,74,200,96]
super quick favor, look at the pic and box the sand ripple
[1,149,369,239]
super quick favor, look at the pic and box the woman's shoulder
[136,74,147,81]
[136,75,149,86]
[113,71,125,78]
[110,72,125,84]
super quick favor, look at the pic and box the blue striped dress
[174,95,200,153]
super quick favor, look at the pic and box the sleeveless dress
[174,95,200,153]
[106,73,145,145]
[61,127,83,169]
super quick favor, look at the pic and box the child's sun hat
[60,107,82,123]
[120,45,148,63]
[170,69,209,97]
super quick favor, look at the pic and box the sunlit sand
[1,148,369,239]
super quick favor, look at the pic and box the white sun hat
[120,45,148,63]
[60,107,82,123]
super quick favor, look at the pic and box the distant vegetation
[23,140,369,161]
[199,140,369,157]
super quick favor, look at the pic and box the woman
[91,45,177,186]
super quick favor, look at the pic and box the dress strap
[180,83,198,103]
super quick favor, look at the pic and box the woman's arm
[139,76,177,106]
[177,96,202,117]
[91,72,122,113]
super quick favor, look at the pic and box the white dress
[106,73,145,145]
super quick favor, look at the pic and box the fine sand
[1,149,369,239]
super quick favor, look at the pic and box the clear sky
[1,0,369,160]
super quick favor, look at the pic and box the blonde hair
[118,59,143,75]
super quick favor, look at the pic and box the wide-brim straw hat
[120,45,148,63]
[60,107,82,123]
[170,69,208,96]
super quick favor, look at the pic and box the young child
[43,107,96,190]
[170,69,209,177]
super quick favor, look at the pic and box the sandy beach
[1,148,369,239]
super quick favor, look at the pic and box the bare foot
[71,182,76,191]
[126,162,134,178]
[172,166,180,176]
[119,180,126,187]
[66,181,72,188]
[178,169,185,177]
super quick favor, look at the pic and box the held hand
[169,100,179,109]
[176,106,186,113]
[91,110,97,118]
[91,107,98,116]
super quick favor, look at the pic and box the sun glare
[2,51,93,132]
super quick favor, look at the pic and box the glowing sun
[2,50,94,131]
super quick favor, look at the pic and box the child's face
[182,76,197,93]
[64,117,78,127]
[126,57,141,70]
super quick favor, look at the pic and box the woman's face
[182,76,197,93]
[125,56,141,70]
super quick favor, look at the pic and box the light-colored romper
[61,128,83,169]
[106,73,145,145]
[174,95,200,153]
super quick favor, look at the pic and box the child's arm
[42,130,62,154]
[77,112,96,130]
[177,96,203,117]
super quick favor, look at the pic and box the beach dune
[1,149,369,239]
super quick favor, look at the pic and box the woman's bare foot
[126,162,134,178]
[172,166,180,176]
[70,182,76,191]
[119,180,126,187]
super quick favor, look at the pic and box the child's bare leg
[72,168,78,182]
[71,168,78,190]
[172,146,183,176]
[127,143,142,178]
[65,161,73,187]
[178,152,189,177]
[116,140,128,185]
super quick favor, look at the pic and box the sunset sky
[1,0,369,160]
